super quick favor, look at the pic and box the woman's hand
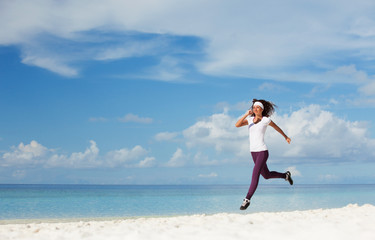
[235,110,252,128]
[286,137,291,144]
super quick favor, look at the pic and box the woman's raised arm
[235,110,252,128]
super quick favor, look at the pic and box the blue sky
[1,0,375,184]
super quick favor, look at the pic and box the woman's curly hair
[251,99,277,117]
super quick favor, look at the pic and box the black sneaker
[285,171,293,185]
[240,198,250,210]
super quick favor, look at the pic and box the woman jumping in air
[235,99,293,210]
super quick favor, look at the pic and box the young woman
[235,99,293,210]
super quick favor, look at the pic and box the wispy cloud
[2,0,375,90]
[118,113,153,124]
[154,132,179,141]
[198,172,218,178]
[359,80,375,96]
[21,53,78,77]
[94,37,169,61]
[145,56,186,82]
[89,114,153,124]
[258,83,292,93]
[89,117,108,122]
[318,174,340,183]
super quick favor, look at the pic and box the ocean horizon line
[1,183,375,186]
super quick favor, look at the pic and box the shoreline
[1,204,374,240]
[0,203,369,225]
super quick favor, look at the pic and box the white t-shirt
[247,116,271,152]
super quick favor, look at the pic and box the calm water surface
[0,184,374,220]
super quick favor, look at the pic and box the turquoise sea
[1,184,375,221]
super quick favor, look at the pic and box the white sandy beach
[0,204,374,240]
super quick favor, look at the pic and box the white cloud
[183,112,249,158]
[47,140,100,168]
[165,148,187,167]
[69,140,99,164]
[3,104,375,170]
[268,105,375,162]
[118,113,153,124]
[285,166,302,177]
[138,157,156,168]
[181,104,375,165]
[1,140,155,169]
[1,140,49,166]
[2,0,375,92]
[154,132,179,141]
[347,17,375,38]
[21,53,78,77]
[106,145,148,167]
[359,80,375,96]
[94,38,168,61]
[143,56,186,82]
[324,65,371,84]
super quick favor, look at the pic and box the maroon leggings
[246,150,286,200]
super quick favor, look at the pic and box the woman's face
[252,105,263,115]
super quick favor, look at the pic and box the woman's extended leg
[260,163,286,179]
[245,151,269,200]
